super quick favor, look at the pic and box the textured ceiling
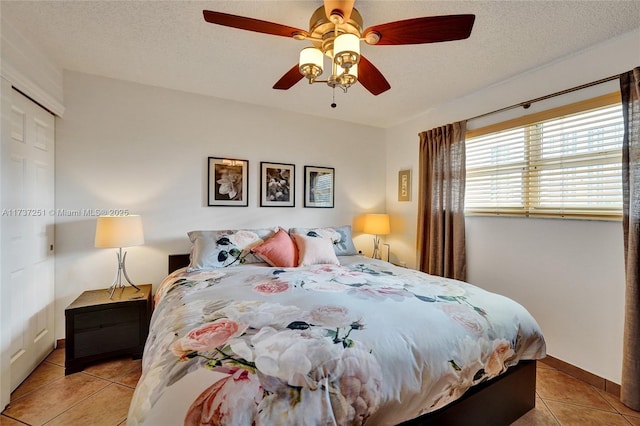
[2,1,640,128]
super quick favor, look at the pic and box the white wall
[54,70,386,340]
[384,28,639,384]
[465,216,624,381]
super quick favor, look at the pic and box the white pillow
[292,234,340,266]
[289,225,358,256]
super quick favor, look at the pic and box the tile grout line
[8,365,111,406]
[44,374,113,425]
[8,373,67,406]
[537,366,640,417]
[593,383,625,415]
[540,396,622,415]
[6,359,67,405]
[596,387,640,419]
[42,381,119,426]
[7,353,139,425]
[535,369,635,424]
[81,368,141,389]
[538,396,562,425]
[586,381,623,415]
[1,413,31,425]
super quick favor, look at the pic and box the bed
[127,226,546,425]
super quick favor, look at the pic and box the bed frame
[167,254,536,425]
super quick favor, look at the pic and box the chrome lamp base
[371,235,382,260]
[107,248,140,299]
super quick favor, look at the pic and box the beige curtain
[621,67,640,411]
[417,121,467,280]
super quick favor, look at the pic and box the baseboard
[543,354,621,397]
[56,338,65,349]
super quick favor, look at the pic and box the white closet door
[1,83,55,393]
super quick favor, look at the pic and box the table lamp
[95,215,144,298]
[362,213,390,260]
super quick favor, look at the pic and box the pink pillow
[252,228,298,267]
[292,234,340,266]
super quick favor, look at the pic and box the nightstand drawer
[74,323,139,358]
[74,306,139,331]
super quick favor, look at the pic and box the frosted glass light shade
[95,215,144,248]
[299,47,324,79]
[346,62,358,79]
[362,214,390,235]
[334,33,360,69]
[337,62,358,86]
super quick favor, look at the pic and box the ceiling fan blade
[203,10,309,38]
[363,14,475,45]
[273,65,304,90]
[323,0,355,22]
[358,56,390,96]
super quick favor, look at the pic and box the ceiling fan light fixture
[333,33,360,69]
[202,6,475,97]
[299,47,324,81]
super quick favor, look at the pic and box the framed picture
[304,166,334,208]
[398,169,411,202]
[260,162,295,207]
[207,157,249,206]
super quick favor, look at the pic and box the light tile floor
[512,362,640,426]
[1,349,140,425]
[1,351,639,425]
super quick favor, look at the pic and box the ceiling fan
[203,1,475,97]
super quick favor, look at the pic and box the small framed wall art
[260,162,295,207]
[398,169,411,202]
[304,166,334,208]
[207,157,249,206]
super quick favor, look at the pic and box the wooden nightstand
[65,284,152,375]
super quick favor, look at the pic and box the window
[465,93,623,219]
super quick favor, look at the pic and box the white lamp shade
[334,33,360,67]
[95,215,144,248]
[299,47,324,75]
[362,214,390,235]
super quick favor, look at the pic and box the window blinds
[465,96,623,219]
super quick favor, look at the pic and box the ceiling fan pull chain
[331,87,337,108]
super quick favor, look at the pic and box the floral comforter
[127,256,545,426]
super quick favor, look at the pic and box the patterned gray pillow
[187,228,277,270]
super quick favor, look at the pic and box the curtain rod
[467,74,621,122]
